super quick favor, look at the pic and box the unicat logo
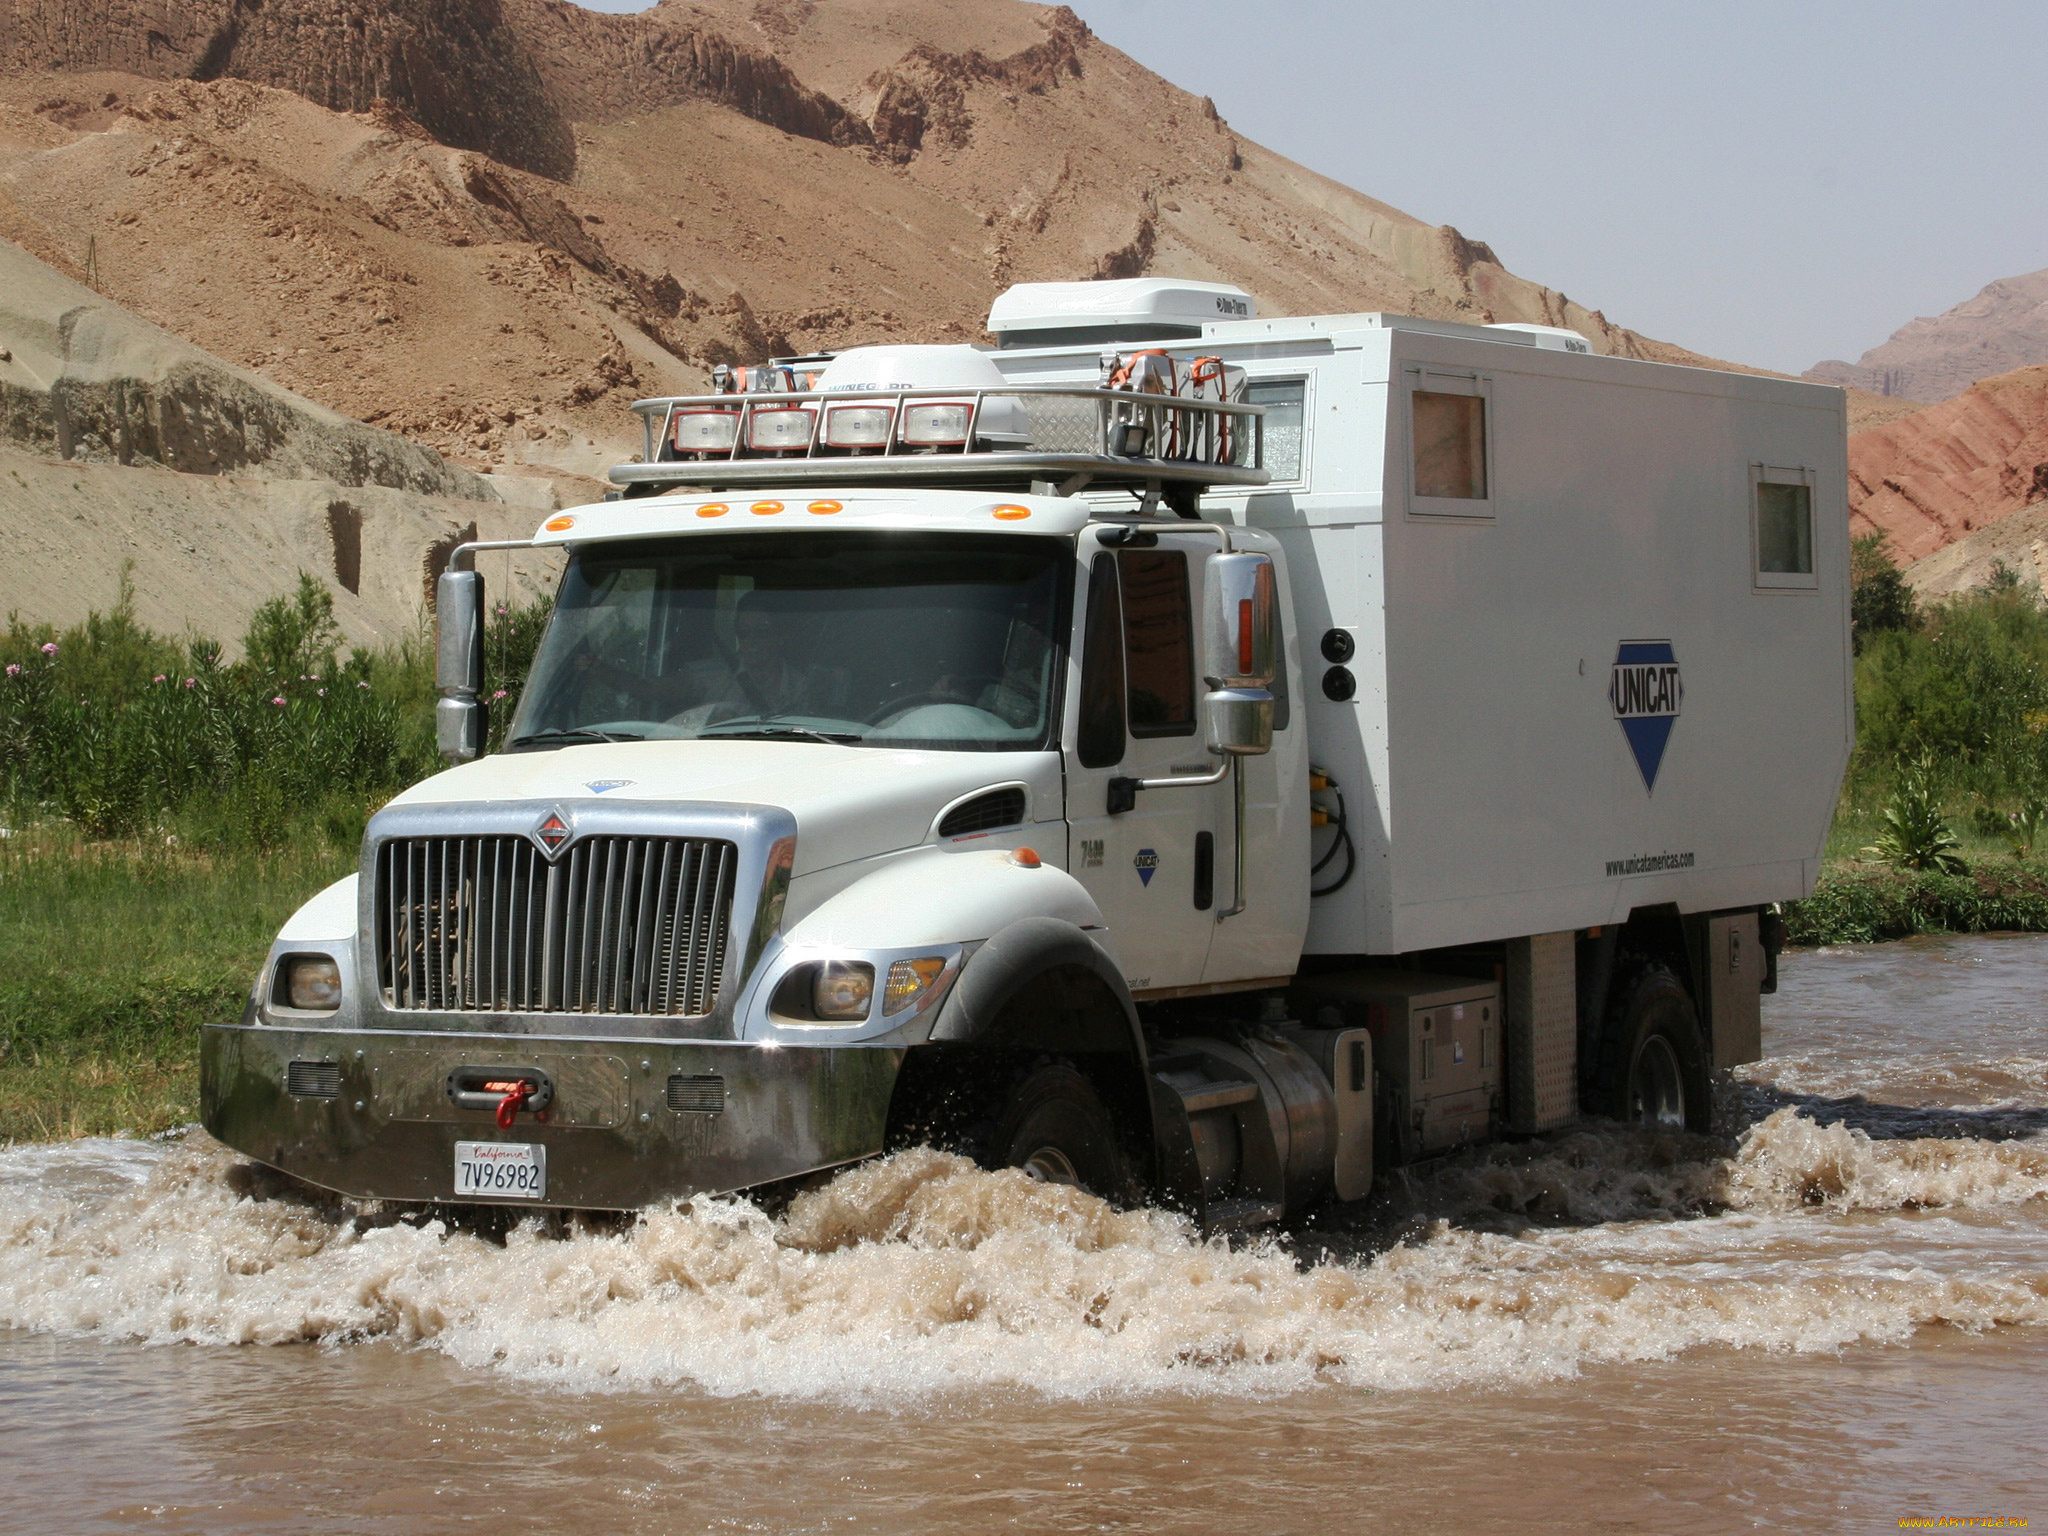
[1610,641,1682,792]
[1133,848,1159,887]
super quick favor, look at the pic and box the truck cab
[203,279,1851,1229]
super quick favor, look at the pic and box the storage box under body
[1295,971,1500,1162]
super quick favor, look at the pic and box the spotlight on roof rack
[673,410,739,454]
[747,409,815,452]
[813,346,1029,446]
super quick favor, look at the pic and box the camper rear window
[1413,391,1488,500]
[1756,482,1814,574]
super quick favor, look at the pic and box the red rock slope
[1848,365,2048,562]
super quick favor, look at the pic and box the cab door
[1064,527,1228,994]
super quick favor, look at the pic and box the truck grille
[376,835,737,1016]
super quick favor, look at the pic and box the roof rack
[610,385,1269,496]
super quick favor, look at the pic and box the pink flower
[357,681,371,690]
[316,688,327,696]
[4,664,18,678]
[39,642,57,656]
[271,696,287,706]
[153,674,166,683]
[491,688,508,700]
[183,678,196,688]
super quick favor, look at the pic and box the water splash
[3,1108,2044,1403]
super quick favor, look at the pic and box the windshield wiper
[509,727,646,749]
[700,726,862,746]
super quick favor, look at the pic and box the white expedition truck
[203,278,1851,1228]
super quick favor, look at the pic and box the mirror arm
[1105,754,1229,816]
[1216,759,1248,921]
[445,538,535,574]
[1130,757,1231,792]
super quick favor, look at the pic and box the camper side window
[1407,372,1493,517]
[1244,378,1307,482]
[1753,466,1818,590]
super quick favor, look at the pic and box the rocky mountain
[1808,267,2048,405]
[0,0,1736,483]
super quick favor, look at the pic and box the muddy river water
[4,935,2047,1533]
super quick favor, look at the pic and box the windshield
[509,532,1068,753]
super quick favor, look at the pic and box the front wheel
[985,1063,1136,1205]
[1595,963,1711,1131]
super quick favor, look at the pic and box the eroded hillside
[0,0,1720,479]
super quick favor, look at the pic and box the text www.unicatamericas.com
[1605,851,1696,877]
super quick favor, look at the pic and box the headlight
[884,956,947,1014]
[286,956,342,1011]
[812,960,874,1020]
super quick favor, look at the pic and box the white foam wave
[1725,1106,2048,1213]
[1751,1050,2048,1109]
[2,1115,2044,1402]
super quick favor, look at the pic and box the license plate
[453,1141,546,1201]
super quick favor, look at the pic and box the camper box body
[991,314,1854,957]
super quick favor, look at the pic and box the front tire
[1595,963,1711,1131]
[985,1063,1136,1205]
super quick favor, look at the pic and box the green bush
[1852,583,2048,804]
[1784,860,2048,945]
[0,574,548,848]
[1861,759,1967,873]
[1850,531,1917,651]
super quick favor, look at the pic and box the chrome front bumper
[200,1023,903,1210]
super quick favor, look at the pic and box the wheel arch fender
[926,915,1143,1061]
[904,916,1162,1193]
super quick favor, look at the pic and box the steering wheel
[864,677,1000,725]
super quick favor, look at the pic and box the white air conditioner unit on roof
[987,278,1258,348]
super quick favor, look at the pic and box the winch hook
[494,1082,549,1129]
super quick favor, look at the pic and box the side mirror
[1203,552,1278,757]
[436,568,485,762]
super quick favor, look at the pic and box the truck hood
[386,741,1059,875]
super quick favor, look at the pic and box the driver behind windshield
[666,591,850,730]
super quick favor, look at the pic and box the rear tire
[986,1063,1135,1205]
[1595,962,1711,1131]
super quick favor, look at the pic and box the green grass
[0,827,351,1142]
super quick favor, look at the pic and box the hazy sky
[573,1,2048,374]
